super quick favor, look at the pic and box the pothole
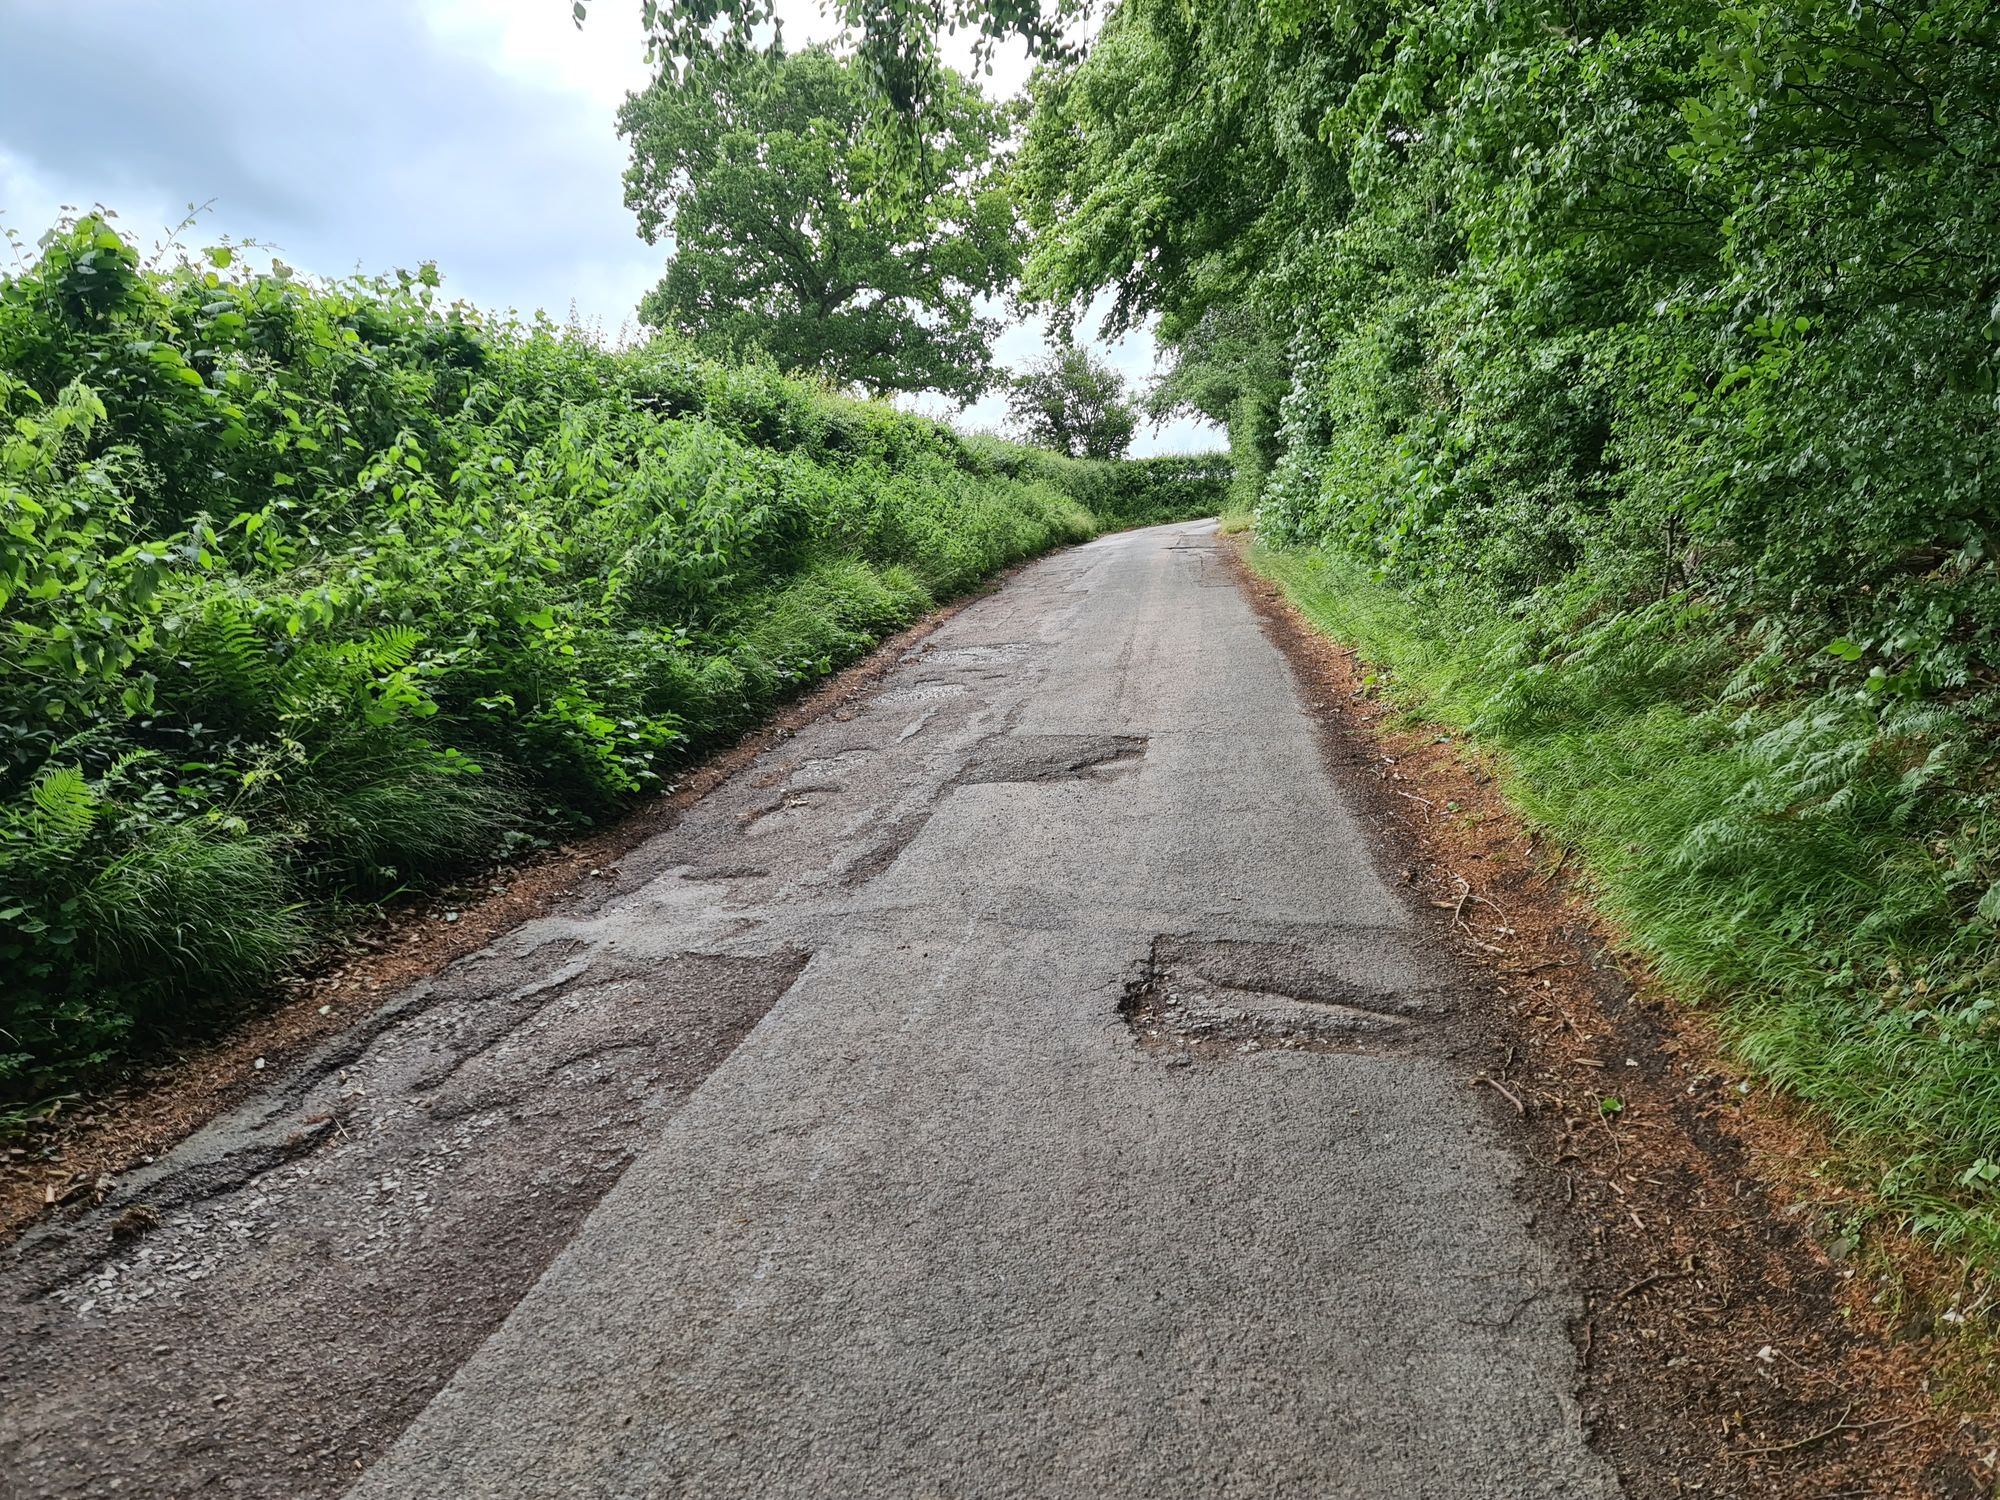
[915,642,1033,669]
[960,734,1148,785]
[1120,935,1444,1059]
[875,681,973,706]
[740,787,838,827]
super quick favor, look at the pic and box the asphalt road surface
[354,519,1612,1499]
[6,519,1615,1499]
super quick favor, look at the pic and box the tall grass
[1254,544,2000,1264]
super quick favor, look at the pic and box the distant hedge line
[1020,450,1234,530]
[0,217,1221,1101]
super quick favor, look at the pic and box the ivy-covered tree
[618,46,1020,403]
[1006,343,1136,459]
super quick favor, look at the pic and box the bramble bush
[0,216,1223,1101]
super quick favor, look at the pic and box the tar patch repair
[1121,933,1445,1058]
[959,733,1148,785]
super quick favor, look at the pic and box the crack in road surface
[1,520,1616,1500]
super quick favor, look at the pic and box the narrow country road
[351,518,1608,1499]
[6,520,1615,1498]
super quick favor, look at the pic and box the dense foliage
[1006,343,1137,459]
[1020,0,2000,1252]
[620,46,1020,402]
[0,217,1217,1103]
[978,444,1232,525]
[581,0,1079,124]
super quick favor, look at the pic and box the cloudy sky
[0,1,1216,454]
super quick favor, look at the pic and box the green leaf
[1978,881,2000,925]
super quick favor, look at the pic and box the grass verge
[1248,540,2000,1272]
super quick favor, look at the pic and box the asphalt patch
[0,950,806,1499]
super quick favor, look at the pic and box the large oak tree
[618,46,1020,403]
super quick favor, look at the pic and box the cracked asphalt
[2,519,1616,1499]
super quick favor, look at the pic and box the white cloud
[420,0,654,109]
[0,0,661,324]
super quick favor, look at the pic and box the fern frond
[187,599,273,703]
[29,765,99,842]
[364,625,422,671]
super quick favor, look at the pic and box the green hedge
[968,444,1233,529]
[0,218,1218,1103]
[1020,0,2000,1264]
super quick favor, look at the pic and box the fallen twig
[1734,1406,1914,1458]
[1616,1267,1694,1303]
[1439,873,1511,951]
[1473,1075,1527,1115]
[1594,1104,1624,1161]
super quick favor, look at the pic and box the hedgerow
[1020,0,2000,1256]
[0,216,1220,1101]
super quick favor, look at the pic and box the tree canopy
[581,0,1081,122]
[1016,0,2000,640]
[618,46,1020,402]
